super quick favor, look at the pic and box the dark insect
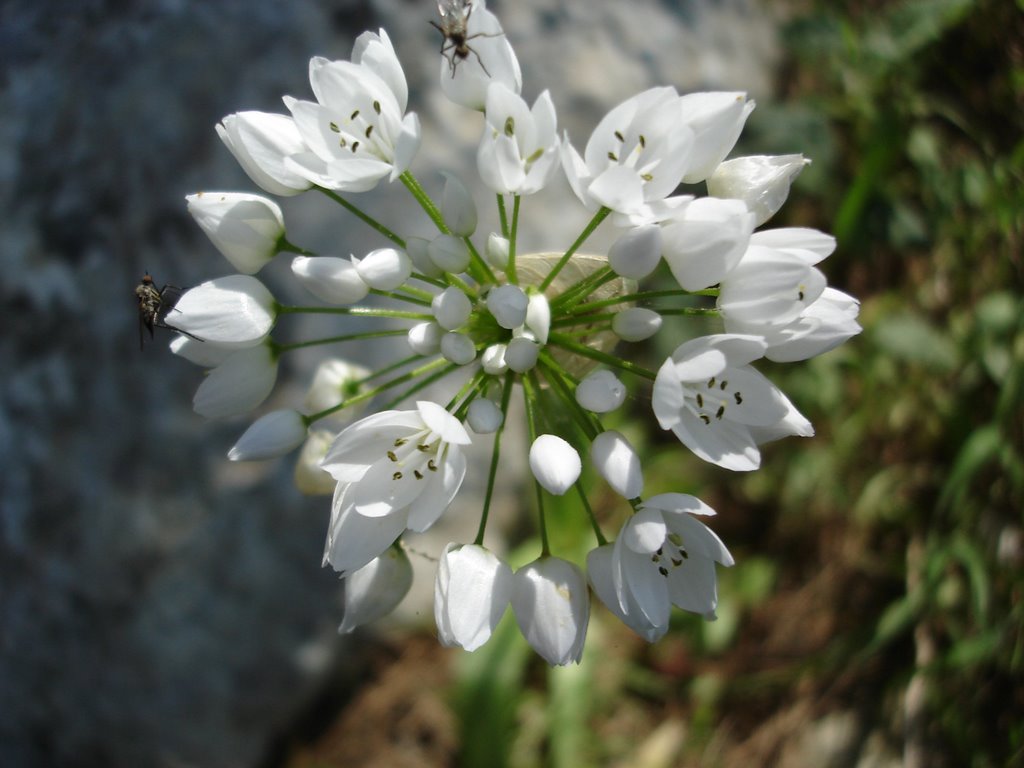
[430,0,498,77]
[135,274,200,350]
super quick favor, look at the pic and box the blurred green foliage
[452,0,1023,765]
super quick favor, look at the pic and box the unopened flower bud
[485,233,510,271]
[487,284,528,329]
[467,398,503,433]
[432,287,473,330]
[408,321,443,355]
[575,369,626,413]
[481,343,508,375]
[228,409,307,461]
[429,234,471,273]
[356,247,412,290]
[441,331,476,365]
[511,557,589,666]
[291,256,370,305]
[525,292,551,344]
[529,435,581,495]
[590,430,643,499]
[405,236,442,277]
[608,224,662,280]
[186,192,285,274]
[442,172,478,237]
[338,547,413,633]
[505,337,539,372]
[708,154,809,226]
[612,307,662,342]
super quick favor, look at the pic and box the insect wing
[437,0,469,26]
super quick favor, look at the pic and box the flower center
[686,375,745,426]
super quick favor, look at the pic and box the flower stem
[303,356,450,425]
[448,369,487,416]
[381,359,461,410]
[475,371,514,546]
[575,483,608,547]
[507,195,521,284]
[548,332,658,381]
[400,171,448,233]
[464,236,498,285]
[568,288,720,314]
[537,353,602,441]
[538,206,610,292]
[369,288,432,307]
[276,304,432,321]
[277,236,317,257]
[317,188,405,247]
[272,328,408,353]
[551,266,617,312]
[497,194,509,239]
[521,371,550,556]
[552,306,719,328]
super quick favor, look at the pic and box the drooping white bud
[529,435,581,495]
[511,557,589,666]
[467,398,504,434]
[504,337,539,373]
[707,154,810,227]
[355,247,412,291]
[173,275,276,346]
[442,172,478,237]
[186,192,284,274]
[407,321,443,355]
[608,224,662,280]
[228,409,307,461]
[525,292,551,344]
[291,256,370,305]
[338,547,414,634]
[485,233,510,271]
[428,234,471,273]
[193,344,278,419]
[435,543,513,651]
[575,369,626,413]
[432,287,473,331]
[441,331,477,365]
[481,343,508,375]
[487,284,528,329]
[612,307,663,342]
[590,430,643,499]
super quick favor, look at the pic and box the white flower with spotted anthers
[588,493,733,641]
[653,334,812,471]
[561,86,695,221]
[478,83,560,195]
[321,401,471,575]
[284,31,421,192]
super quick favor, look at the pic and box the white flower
[321,401,472,574]
[193,343,278,419]
[477,83,559,195]
[437,0,522,111]
[216,111,312,196]
[435,543,514,651]
[173,275,276,346]
[338,546,414,633]
[228,409,307,461]
[599,493,734,639]
[355,247,412,290]
[186,192,284,274]
[612,307,662,342]
[284,31,421,191]
[485,233,510,271]
[718,244,828,328]
[291,256,370,305]
[575,370,626,413]
[652,334,811,471]
[304,358,372,419]
[586,544,663,642]
[441,172,478,236]
[707,154,810,226]
[659,197,756,291]
[511,557,589,666]
[561,86,694,221]
[590,430,643,499]
[529,434,581,495]
[677,91,754,183]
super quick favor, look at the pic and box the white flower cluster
[170,0,860,665]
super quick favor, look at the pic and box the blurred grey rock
[0,1,779,766]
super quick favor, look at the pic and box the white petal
[355,247,412,291]
[432,286,473,331]
[467,398,503,434]
[612,307,662,342]
[586,545,666,642]
[217,111,311,196]
[608,224,662,279]
[441,331,477,365]
[323,485,407,574]
[575,369,626,413]
[435,543,513,651]
[590,430,643,499]
[511,557,589,666]
[529,435,581,495]
[428,234,471,274]
[417,400,471,445]
[525,292,551,344]
[671,410,761,471]
[441,172,478,237]
[405,445,467,532]
[186,192,284,274]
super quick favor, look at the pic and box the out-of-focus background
[1,0,1020,766]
